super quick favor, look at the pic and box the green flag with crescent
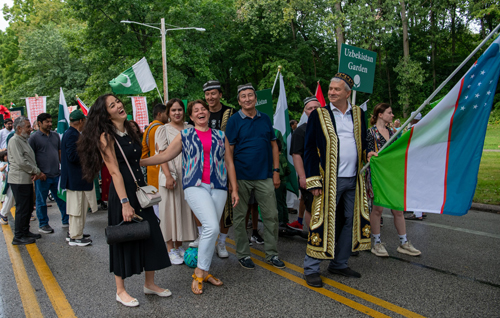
[109,57,157,94]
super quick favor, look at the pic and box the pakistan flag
[109,57,157,94]
[57,87,70,201]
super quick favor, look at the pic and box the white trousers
[0,187,15,217]
[184,183,227,271]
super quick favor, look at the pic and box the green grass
[472,124,500,205]
[473,152,500,205]
[483,124,500,150]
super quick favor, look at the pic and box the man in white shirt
[302,73,376,287]
[0,119,14,150]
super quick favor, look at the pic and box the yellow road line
[225,246,390,318]
[1,224,43,318]
[25,245,77,318]
[227,238,425,318]
[11,209,77,318]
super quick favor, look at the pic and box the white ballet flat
[116,294,139,307]
[144,286,172,297]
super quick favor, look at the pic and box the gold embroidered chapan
[306,107,370,259]
[221,107,234,227]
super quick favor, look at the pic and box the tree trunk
[334,1,344,59]
[312,51,317,79]
[480,18,485,39]
[400,0,409,59]
[430,0,436,90]
[385,49,392,107]
[451,3,456,63]
[400,0,409,116]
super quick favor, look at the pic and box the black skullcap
[203,80,221,92]
[237,83,255,94]
[303,96,319,107]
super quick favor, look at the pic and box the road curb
[471,203,500,213]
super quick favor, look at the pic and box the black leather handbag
[105,218,150,245]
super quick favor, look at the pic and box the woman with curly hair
[366,103,421,258]
[78,94,171,307]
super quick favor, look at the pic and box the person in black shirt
[188,80,234,130]
[288,97,321,232]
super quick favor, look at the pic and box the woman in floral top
[366,103,421,258]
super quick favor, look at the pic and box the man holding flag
[303,73,375,287]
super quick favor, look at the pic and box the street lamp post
[120,19,205,102]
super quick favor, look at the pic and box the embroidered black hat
[237,83,255,94]
[333,72,354,89]
[303,96,319,106]
[203,80,221,92]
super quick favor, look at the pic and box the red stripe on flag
[440,77,465,214]
[76,98,89,116]
[403,127,415,211]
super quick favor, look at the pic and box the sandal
[191,274,203,295]
[203,274,223,286]
[405,214,423,221]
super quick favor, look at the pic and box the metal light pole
[161,18,167,102]
[120,20,205,102]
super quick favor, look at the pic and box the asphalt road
[0,203,499,318]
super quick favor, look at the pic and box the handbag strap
[114,137,140,189]
[117,219,140,226]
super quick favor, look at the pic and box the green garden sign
[255,89,274,124]
[339,44,377,94]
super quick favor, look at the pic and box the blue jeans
[184,183,227,271]
[35,176,68,228]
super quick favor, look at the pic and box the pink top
[195,128,212,184]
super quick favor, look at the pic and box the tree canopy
[0,0,498,121]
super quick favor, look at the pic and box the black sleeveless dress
[108,133,170,279]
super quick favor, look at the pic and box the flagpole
[271,65,282,94]
[360,23,500,174]
[155,86,164,104]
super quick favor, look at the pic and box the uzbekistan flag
[76,96,89,115]
[370,35,500,216]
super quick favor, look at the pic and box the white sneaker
[189,236,200,248]
[216,242,229,258]
[397,241,421,256]
[169,250,184,265]
[371,242,389,257]
[177,246,185,257]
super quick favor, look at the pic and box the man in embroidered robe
[303,73,375,287]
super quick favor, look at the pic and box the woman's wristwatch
[273,168,280,173]
[120,198,129,204]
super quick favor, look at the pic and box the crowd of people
[0,73,424,307]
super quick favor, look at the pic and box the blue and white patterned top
[181,128,227,190]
